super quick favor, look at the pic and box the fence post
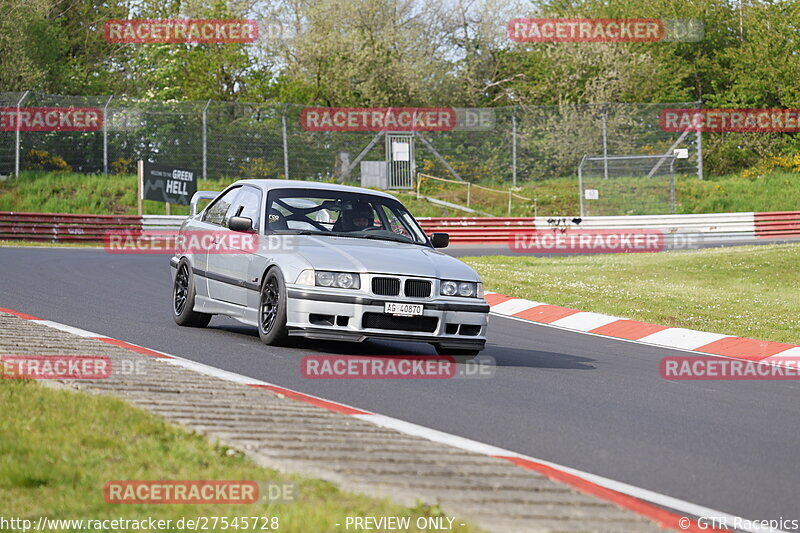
[695,100,703,180]
[103,95,113,174]
[670,157,676,213]
[578,155,586,217]
[282,105,290,180]
[601,103,609,180]
[512,108,517,187]
[14,90,29,178]
[507,190,512,216]
[202,99,211,180]
[467,182,471,207]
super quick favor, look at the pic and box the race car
[170,180,489,357]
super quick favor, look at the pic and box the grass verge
[3,170,800,218]
[463,243,800,344]
[419,171,800,217]
[0,379,478,533]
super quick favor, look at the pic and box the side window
[229,186,262,231]
[203,187,240,226]
[381,205,412,238]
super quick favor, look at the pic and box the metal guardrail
[1,211,799,245]
[0,212,141,242]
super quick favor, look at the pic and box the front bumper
[285,287,488,350]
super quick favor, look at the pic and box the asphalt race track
[2,246,799,525]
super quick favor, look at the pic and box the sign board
[140,162,197,205]
[674,148,689,159]
[360,161,388,189]
[584,189,599,200]
[391,141,410,162]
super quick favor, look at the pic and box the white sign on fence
[391,141,410,162]
[585,189,599,200]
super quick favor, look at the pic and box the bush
[22,149,72,173]
[239,157,282,179]
[110,157,135,174]
[741,153,800,180]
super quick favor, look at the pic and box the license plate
[384,302,423,316]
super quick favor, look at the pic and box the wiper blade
[356,233,413,243]
[272,230,325,236]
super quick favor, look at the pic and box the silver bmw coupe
[170,180,488,357]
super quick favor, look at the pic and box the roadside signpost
[137,160,198,216]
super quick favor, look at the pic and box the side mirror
[430,232,449,248]
[228,216,253,232]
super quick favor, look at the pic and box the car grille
[372,277,400,296]
[362,313,438,333]
[404,279,431,298]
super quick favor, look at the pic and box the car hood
[287,235,480,281]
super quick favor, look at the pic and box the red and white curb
[485,292,799,366]
[0,306,781,533]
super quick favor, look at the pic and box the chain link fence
[0,92,702,189]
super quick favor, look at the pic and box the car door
[198,186,241,302]
[206,185,262,306]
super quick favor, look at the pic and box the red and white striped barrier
[1,211,799,245]
[485,291,799,365]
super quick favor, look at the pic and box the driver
[338,201,374,231]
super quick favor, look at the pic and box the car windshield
[265,188,429,245]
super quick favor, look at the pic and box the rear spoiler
[190,191,219,217]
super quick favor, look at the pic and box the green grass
[0,379,478,533]
[676,170,800,214]
[418,171,800,217]
[0,172,234,216]
[464,243,800,344]
[3,169,799,218]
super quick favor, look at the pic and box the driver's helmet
[341,201,373,230]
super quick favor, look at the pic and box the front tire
[258,269,292,346]
[173,260,212,327]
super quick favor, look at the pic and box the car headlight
[336,272,358,289]
[458,282,475,297]
[441,280,458,296]
[440,280,478,298]
[315,270,360,289]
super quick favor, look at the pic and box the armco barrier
[420,213,759,244]
[0,212,141,242]
[1,211,799,245]
[754,211,800,238]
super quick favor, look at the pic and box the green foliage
[239,157,283,179]
[3,0,800,178]
[110,157,135,175]
[22,150,71,172]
